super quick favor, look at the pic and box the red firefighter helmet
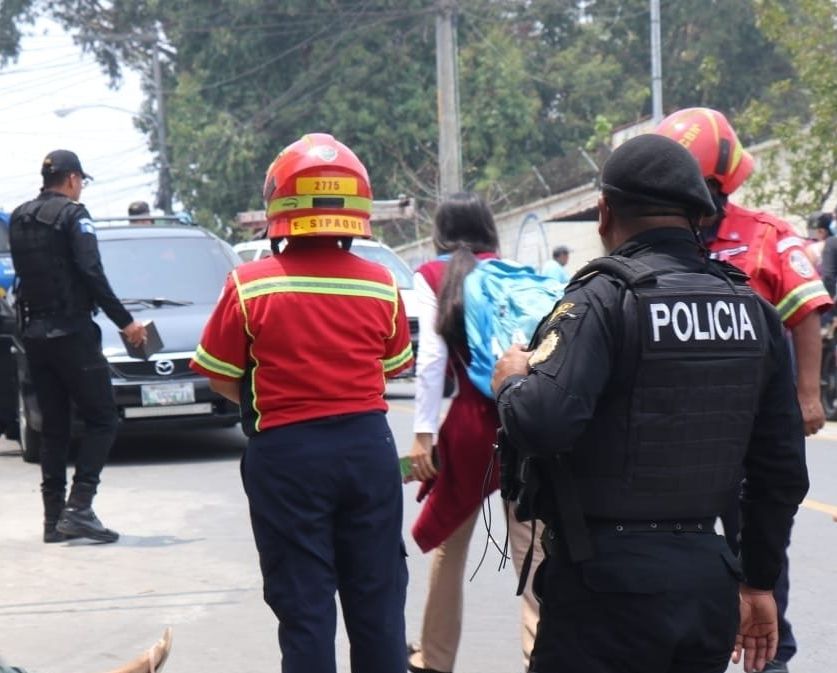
[654,107,754,196]
[263,133,373,239]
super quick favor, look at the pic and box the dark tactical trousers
[23,321,118,498]
[241,411,408,673]
[529,529,740,673]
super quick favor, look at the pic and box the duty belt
[586,518,716,534]
[542,518,716,558]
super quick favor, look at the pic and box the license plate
[141,382,195,406]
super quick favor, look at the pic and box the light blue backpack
[463,258,566,398]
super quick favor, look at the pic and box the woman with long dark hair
[407,193,540,673]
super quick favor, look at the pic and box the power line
[0,71,107,113]
[175,5,433,97]
[0,143,150,183]
[0,52,92,75]
[4,67,101,100]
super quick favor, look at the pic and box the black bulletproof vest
[9,195,93,322]
[569,257,768,521]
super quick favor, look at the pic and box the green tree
[458,21,544,191]
[737,0,837,215]
[561,0,798,146]
[0,0,812,238]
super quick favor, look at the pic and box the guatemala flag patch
[78,218,96,235]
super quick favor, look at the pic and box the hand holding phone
[400,442,439,483]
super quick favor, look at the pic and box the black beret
[601,134,715,217]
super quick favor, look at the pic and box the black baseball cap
[41,149,93,181]
[601,134,715,217]
[128,200,150,216]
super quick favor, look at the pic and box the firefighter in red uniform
[190,134,413,673]
[657,108,832,673]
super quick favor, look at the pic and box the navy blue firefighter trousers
[241,411,408,673]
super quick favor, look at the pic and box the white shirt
[412,271,449,434]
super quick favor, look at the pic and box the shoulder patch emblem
[789,249,814,279]
[777,236,806,254]
[78,218,96,235]
[529,330,559,367]
[548,301,575,323]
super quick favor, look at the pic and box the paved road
[0,382,835,672]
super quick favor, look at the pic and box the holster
[496,427,520,502]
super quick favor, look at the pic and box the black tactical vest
[568,256,768,521]
[9,195,93,324]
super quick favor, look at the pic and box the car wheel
[18,390,41,463]
[822,346,837,421]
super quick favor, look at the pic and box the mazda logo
[154,359,175,376]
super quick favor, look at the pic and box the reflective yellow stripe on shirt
[237,276,398,303]
[383,344,414,373]
[194,344,245,379]
[232,269,263,432]
[385,269,399,339]
[775,280,830,323]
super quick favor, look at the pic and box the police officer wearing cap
[9,149,147,544]
[492,135,809,673]
[191,134,413,673]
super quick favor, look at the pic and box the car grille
[109,358,194,380]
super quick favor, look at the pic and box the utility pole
[650,0,663,124]
[96,31,172,214]
[152,41,172,214]
[436,0,462,200]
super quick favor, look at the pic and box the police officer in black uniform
[9,149,147,544]
[492,135,809,673]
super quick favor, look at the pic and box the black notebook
[120,320,164,360]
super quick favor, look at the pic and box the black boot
[42,490,78,544]
[56,482,119,543]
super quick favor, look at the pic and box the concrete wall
[395,181,601,272]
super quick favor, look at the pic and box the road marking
[801,498,837,518]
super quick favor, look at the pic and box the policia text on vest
[644,295,760,347]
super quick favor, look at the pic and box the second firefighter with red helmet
[656,108,831,673]
[191,133,413,673]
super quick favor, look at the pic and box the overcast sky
[0,19,155,218]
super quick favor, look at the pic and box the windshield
[99,236,234,304]
[352,244,413,289]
